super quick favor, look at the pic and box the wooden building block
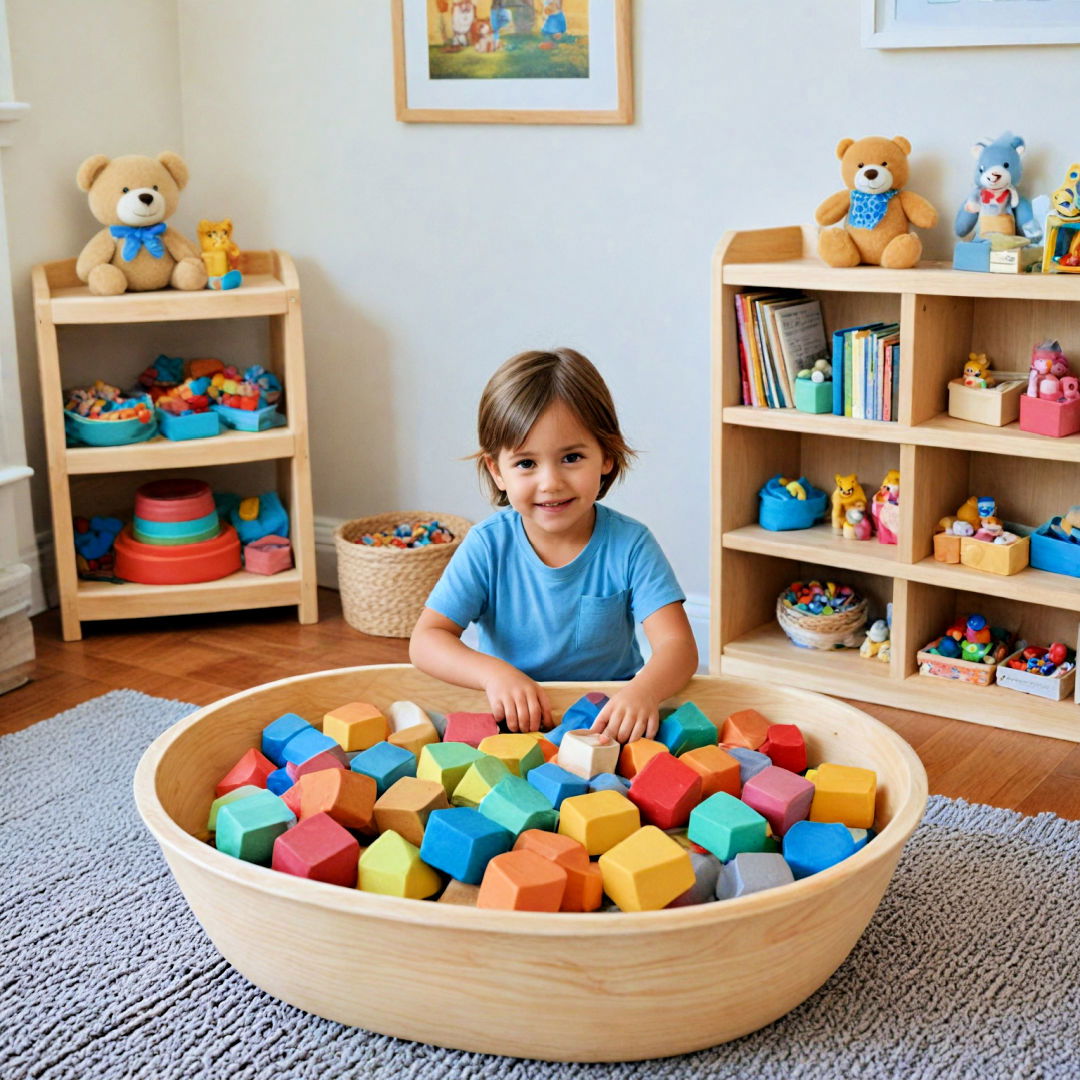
[323,701,389,753]
[281,781,303,818]
[215,747,275,797]
[282,727,346,768]
[542,718,578,747]
[207,784,262,832]
[437,879,481,906]
[560,691,609,729]
[558,789,640,856]
[667,848,722,908]
[617,738,669,779]
[848,827,872,851]
[373,776,449,846]
[417,742,487,796]
[479,775,558,837]
[741,765,815,836]
[388,721,440,758]
[715,851,794,900]
[726,747,772,785]
[558,729,620,780]
[452,756,511,808]
[387,699,431,733]
[350,741,417,796]
[512,829,601,911]
[261,712,312,766]
[477,733,545,778]
[657,701,718,755]
[720,708,772,750]
[527,762,589,809]
[679,745,741,799]
[782,820,857,879]
[519,730,560,762]
[687,792,769,862]
[628,752,704,830]
[266,766,294,796]
[598,825,696,912]
[357,829,441,899]
[477,849,568,911]
[444,710,499,747]
[271,811,360,887]
[215,789,295,865]
[419,807,514,885]
[806,762,877,829]
[588,772,630,795]
[298,767,377,832]
[760,724,807,774]
[285,747,348,782]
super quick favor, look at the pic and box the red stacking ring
[134,479,216,523]
[114,524,241,585]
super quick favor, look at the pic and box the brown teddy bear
[75,152,208,296]
[815,136,937,269]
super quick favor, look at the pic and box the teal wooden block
[478,775,558,837]
[350,741,416,795]
[687,791,768,862]
[261,712,312,766]
[207,784,262,832]
[419,807,514,884]
[215,788,295,865]
[783,820,857,879]
[657,701,717,756]
[715,851,794,900]
[794,377,833,414]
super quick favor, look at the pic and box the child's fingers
[590,702,613,732]
[627,717,648,744]
[489,695,506,724]
[537,688,554,730]
[525,692,544,732]
[644,712,660,740]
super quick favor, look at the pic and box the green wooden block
[478,775,558,837]
[417,742,487,796]
[207,784,263,832]
[452,755,511,808]
[687,792,768,862]
[215,788,295,865]
[357,829,442,899]
[657,701,718,756]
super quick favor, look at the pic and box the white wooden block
[388,700,430,734]
[557,730,620,780]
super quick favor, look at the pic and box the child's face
[486,399,613,545]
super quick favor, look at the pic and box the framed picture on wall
[864,0,1080,49]
[391,0,633,124]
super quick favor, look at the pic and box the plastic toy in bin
[998,641,1077,701]
[1019,341,1080,438]
[757,475,828,532]
[73,515,123,580]
[918,614,1015,686]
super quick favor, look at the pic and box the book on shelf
[830,321,900,421]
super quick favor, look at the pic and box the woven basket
[335,512,472,638]
[776,594,868,651]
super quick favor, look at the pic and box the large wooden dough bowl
[134,665,928,1062]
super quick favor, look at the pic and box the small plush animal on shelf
[1028,341,1070,399]
[963,353,995,389]
[860,619,891,662]
[796,359,833,384]
[843,504,872,542]
[831,473,869,534]
[871,469,900,546]
[198,219,243,291]
[955,133,1041,242]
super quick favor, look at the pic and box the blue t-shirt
[425,503,685,682]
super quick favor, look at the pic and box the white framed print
[863,0,1080,49]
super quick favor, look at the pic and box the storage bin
[947,378,1025,427]
[996,648,1077,701]
[1019,394,1080,438]
[1029,518,1080,578]
[758,475,828,532]
[335,512,472,637]
[212,403,286,432]
[64,404,157,447]
[157,408,221,441]
[794,379,832,414]
[917,638,998,686]
[775,593,867,651]
[933,532,961,563]
[959,532,1030,576]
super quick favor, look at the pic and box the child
[409,348,698,743]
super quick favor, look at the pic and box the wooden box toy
[513,830,602,913]
[1019,393,1080,438]
[959,533,1029,576]
[388,700,431,733]
[285,748,347,783]
[282,727,345,768]
[387,721,439,758]
[559,691,608,729]
[995,649,1077,702]
[933,532,961,564]
[1029,519,1080,579]
[135,666,927,1062]
[373,777,450,847]
[244,535,292,576]
[947,378,1025,427]
[667,849,722,907]
[207,784,262,832]
[437,879,480,906]
[916,639,998,687]
[727,747,772,785]
[358,829,441,900]
[794,377,832,414]
[598,825,696,912]
[451,756,510,808]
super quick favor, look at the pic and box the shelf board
[907,555,1080,612]
[723,523,900,576]
[722,406,905,444]
[65,426,296,474]
[76,567,302,621]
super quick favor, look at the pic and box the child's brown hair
[475,348,635,506]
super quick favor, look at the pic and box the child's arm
[409,607,553,732]
[591,601,698,743]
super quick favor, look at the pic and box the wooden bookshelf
[711,225,1080,743]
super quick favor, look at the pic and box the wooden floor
[5,588,1080,820]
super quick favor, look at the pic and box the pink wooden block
[740,766,814,836]
[245,535,293,575]
[444,711,499,747]
[285,745,349,781]
[1019,394,1080,438]
[271,811,360,886]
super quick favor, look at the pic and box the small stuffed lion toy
[831,473,868,534]
[75,152,207,296]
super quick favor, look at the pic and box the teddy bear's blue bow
[110,223,167,262]
[848,189,898,231]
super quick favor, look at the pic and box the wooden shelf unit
[34,250,318,641]
[711,225,1080,744]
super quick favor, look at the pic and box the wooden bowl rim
[134,665,928,937]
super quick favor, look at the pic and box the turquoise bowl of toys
[758,475,829,531]
[64,399,158,447]
[134,664,927,1063]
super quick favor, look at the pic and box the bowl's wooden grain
[134,665,927,1062]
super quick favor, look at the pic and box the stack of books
[830,322,900,421]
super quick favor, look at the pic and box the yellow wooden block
[387,720,439,757]
[357,829,441,899]
[451,756,511,808]
[558,789,640,856]
[598,826,696,912]
[477,733,544,777]
[805,762,877,829]
[323,701,389,753]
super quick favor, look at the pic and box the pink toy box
[1019,394,1080,438]
[244,535,292,575]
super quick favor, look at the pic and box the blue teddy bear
[955,132,1041,242]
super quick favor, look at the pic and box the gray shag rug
[2,690,1079,1080]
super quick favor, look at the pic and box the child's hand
[591,686,660,743]
[483,665,552,733]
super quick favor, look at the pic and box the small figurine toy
[860,619,891,663]
[963,353,995,388]
[843,503,873,541]
[1028,341,1070,399]
[872,469,900,546]
[1041,164,1080,274]
[831,473,869,535]
[796,358,833,384]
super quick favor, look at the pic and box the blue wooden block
[350,741,417,796]
[419,807,514,885]
[479,776,558,836]
[281,727,340,767]
[589,772,630,795]
[261,712,312,766]
[561,691,609,730]
[215,789,295,864]
[657,701,718,755]
[266,767,294,796]
[783,820,857,879]
[527,762,588,810]
[847,827,873,852]
[544,719,578,747]
[953,239,990,273]
[726,747,772,785]
[715,851,794,900]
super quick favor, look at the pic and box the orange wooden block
[323,701,389,753]
[618,738,669,779]
[215,747,274,797]
[373,777,450,847]
[680,745,742,798]
[388,721,439,758]
[477,849,568,911]
[298,768,376,832]
[281,782,303,818]
[720,709,771,750]
[513,828,601,912]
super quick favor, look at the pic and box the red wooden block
[740,766,814,836]
[285,747,348,782]
[271,811,361,887]
[444,711,499,748]
[628,753,703,830]
[720,709,771,750]
[215,747,274,797]
[760,724,807,774]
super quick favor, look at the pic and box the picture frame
[391,0,633,124]
[863,0,1080,49]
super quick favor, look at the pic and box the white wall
[10,0,1080,612]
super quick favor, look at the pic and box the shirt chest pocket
[574,591,630,651]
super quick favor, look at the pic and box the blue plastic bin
[64,404,157,447]
[758,475,829,532]
[156,407,222,441]
[212,403,286,432]
[1030,518,1080,579]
